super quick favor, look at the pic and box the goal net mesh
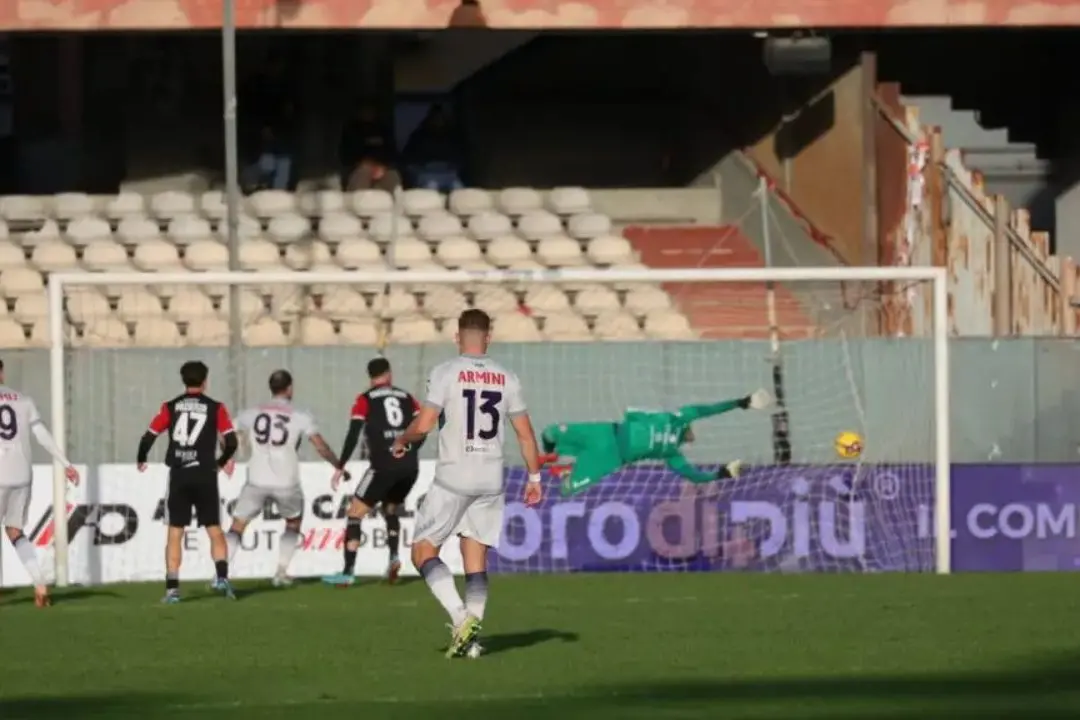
[50,270,938,583]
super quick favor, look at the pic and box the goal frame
[46,266,951,583]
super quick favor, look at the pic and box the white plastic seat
[449,188,493,217]
[388,238,432,268]
[574,285,622,315]
[0,319,28,348]
[184,239,228,271]
[270,289,316,317]
[54,193,96,220]
[1,196,47,222]
[547,186,592,215]
[523,286,572,317]
[2,268,44,296]
[543,313,592,341]
[82,240,130,271]
[25,219,62,243]
[244,317,288,346]
[284,240,333,270]
[587,234,634,265]
[486,235,532,267]
[150,191,195,220]
[239,238,281,270]
[200,191,226,220]
[218,289,266,317]
[402,188,444,217]
[168,289,217,323]
[339,318,381,345]
[189,317,230,347]
[66,290,112,325]
[267,213,311,244]
[417,212,463,242]
[624,286,672,316]
[116,289,164,321]
[65,217,113,245]
[248,190,295,218]
[368,213,414,244]
[594,311,644,340]
[389,316,439,344]
[168,216,214,245]
[298,189,346,216]
[435,236,482,268]
[28,320,51,347]
[104,192,145,220]
[340,261,390,293]
[12,294,47,323]
[214,214,262,242]
[466,211,513,241]
[644,310,696,340]
[116,217,162,245]
[320,288,370,321]
[335,237,382,268]
[133,239,183,271]
[78,318,131,347]
[607,261,654,291]
[517,210,563,240]
[296,316,338,345]
[134,318,183,347]
[318,212,364,243]
[370,289,419,318]
[473,287,521,315]
[497,187,543,216]
[492,312,542,342]
[506,257,544,272]
[350,190,394,217]
[423,288,468,320]
[0,242,26,270]
[567,212,613,240]
[536,235,585,267]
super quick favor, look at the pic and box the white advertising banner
[0,461,461,587]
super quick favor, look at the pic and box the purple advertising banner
[488,465,1080,573]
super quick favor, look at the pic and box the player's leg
[195,475,233,600]
[1,487,49,607]
[382,470,418,584]
[226,484,267,562]
[323,470,379,586]
[271,487,304,586]
[163,472,192,603]
[559,425,626,496]
[412,484,472,652]
[454,492,504,658]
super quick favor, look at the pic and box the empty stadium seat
[339,318,381,345]
[1,196,47,222]
[574,285,622,315]
[543,313,592,341]
[116,289,164,321]
[492,312,542,342]
[370,289,419,318]
[0,242,25,270]
[296,316,337,345]
[270,289,316,317]
[517,210,563,240]
[0,319,27,347]
[644,310,695,340]
[218,288,266,316]
[335,237,382,268]
[2,268,44,296]
[567,212,612,240]
[66,290,111,325]
[66,217,113,245]
[497,187,543,216]
[368,213,414,243]
[216,214,263,242]
[193,317,230,346]
[105,192,146,220]
[523,286,572,317]
[467,210,513,241]
[624,286,672,316]
[167,289,217,323]
[587,234,634,266]
[82,239,131,271]
[607,261,653,291]
[350,190,394,217]
[417,212,464,242]
[132,238,183,271]
[169,216,214,245]
[436,236,482,268]
[547,186,592,215]
[423,288,468,320]
[78,318,130,347]
[388,238,432,268]
[150,191,196,220]
[594,311,645,341]
[26,220,62,242]
[536,235,585,267]
[239,239,281,270]
[449,189,493,217]
[116,217,162,245]
[244,317,288,346]
[320,288,370,320]
[390,316,439,344]
[12,294,47,324]
[318,212,364,242]
[184,239,229,271]
[486,235,532,267]
[298,189,346,216]
[248,190,295,218]
[284,240,332,270]
[200,191,226,220]
[54,193,96,220]
[402,188,444,216]
[134,318,183,347]
[28,321,50,347]
[267,213,311,244]
[473,286,521,314]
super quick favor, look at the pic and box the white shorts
[232,484,304,522]
[413,483,504,549]
[0,485,31,530]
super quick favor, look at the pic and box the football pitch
[2,573,1079,719]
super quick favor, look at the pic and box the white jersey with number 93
[425,355,527,496]
[236,399,318,489]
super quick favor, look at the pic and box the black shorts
[166,468,221,528]
[355,467,418,508]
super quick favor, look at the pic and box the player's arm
[396,368,445,449]
[665,452,719,484]
[216,404,239,469]
[338,394,367,462]
[26,401,73,468]
[676,389,773,422]
[137,402,171,465]
[507,374,541,478]
[406,394,426,450]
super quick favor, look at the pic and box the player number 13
[462,389,501,441]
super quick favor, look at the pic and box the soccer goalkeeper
[540,389,773,496]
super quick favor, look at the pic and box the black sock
[385,514,401,559]
[165,572,179,591]
[344,518,362,575]
[215,560,228,581]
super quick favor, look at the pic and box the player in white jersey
[0,359,80,607]
[226,370,346,587]
[392,309,543,658]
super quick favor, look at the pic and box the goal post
[46,265,951,585]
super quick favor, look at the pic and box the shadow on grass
[3,588,120,605]
[482,628,580,656]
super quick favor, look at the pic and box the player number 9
[0,405,17,441]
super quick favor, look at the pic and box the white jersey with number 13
[425,355,527,496]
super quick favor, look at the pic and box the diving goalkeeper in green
[540,389,773,496]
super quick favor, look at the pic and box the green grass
[2,574,1080,719]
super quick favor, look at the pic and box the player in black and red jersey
[323,357,422,586]
[136,361,239,603]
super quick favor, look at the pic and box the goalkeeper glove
[716,460,743,480]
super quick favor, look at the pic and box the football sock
[464,571,488,622]
[277,528,300,575]
[215,560,228,581]
[343,517,362,574]
[11,534,44,586]
[385,514,401,560]
[165,571,179,591]
[419,557,466,626]
[226,529,241,561]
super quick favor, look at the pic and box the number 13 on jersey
[463,389,501,441]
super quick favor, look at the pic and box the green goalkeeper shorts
[554,422,626,496]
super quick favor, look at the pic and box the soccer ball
[834,431,863,459]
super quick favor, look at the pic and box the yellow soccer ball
[835,431,864,459]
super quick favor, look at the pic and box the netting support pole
[758,176,792,464]
[47,274,69,587]
[222,0,244,413]
[933,273,951,573]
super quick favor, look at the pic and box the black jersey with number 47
[351,386,420,471]
[148,392,235,470]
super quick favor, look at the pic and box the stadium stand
[0,187,798,347]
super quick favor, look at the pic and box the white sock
[13,535,45,586]
[226,530,241,562]
[464,571,488,622]
[419,558,466,626]
[277,529,300,576]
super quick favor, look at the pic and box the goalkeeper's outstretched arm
[666,453,718,484]
[677,388,773,422]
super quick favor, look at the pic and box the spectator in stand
[241,57,296,192]
[403,104,466,192]
[346,155,402,193]
[339,103,395,188]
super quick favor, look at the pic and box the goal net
[43,266,950,586]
